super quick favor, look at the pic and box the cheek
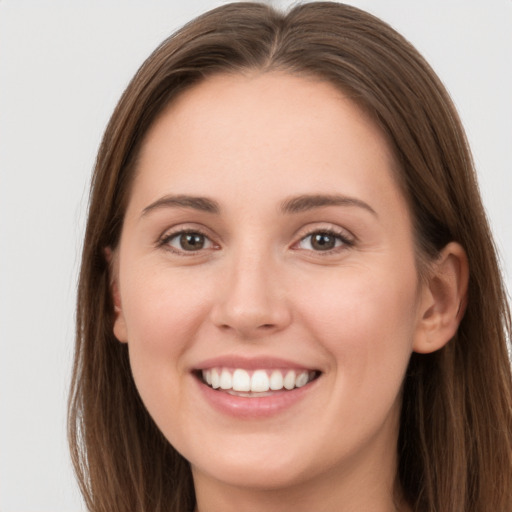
[295,263,419,385]
[119,265,212,410]
[122,264,210,347]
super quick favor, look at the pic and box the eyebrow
[141,195,220,216]
[280,194,377,216]
[140,193,376,218]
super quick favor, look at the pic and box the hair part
[69,3,512,511]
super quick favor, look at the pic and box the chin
[191,454,317,491]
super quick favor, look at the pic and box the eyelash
[157,227,355,255]
[294,228,355,254]
[158,228,216,255]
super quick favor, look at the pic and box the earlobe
[104,247,128,343]
[111,281,129,344]
[413,242,469,354]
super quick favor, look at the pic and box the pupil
[180,233,204,251]
[312,233,335,250]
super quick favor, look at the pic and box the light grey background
[0,1,510,510]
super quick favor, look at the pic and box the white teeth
[269,370,284,390]
[200,367,317,392]
[283,370,296,390]
[211,368,220,389]
[251,370,270,392]
[232,369,251,391]
[219,369,232,389]
[295,371,309,388]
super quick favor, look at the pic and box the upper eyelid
[158,224,218,243]
[161,229,212,242]
[293,223,356,242]
[295,231,353,249]
[158,229,219,256]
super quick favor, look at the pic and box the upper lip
[193,355,320,372]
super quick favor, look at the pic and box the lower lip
[195,375,319,419]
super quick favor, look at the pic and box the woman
[68,2,512,511]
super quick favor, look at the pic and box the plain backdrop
[0,1,510,510]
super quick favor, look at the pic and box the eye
[161,230,215,253]
[296,230,353,252]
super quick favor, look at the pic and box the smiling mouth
[197,367,321,396]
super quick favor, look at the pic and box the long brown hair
[68,3,512,511]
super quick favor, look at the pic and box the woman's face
[112,73,430,496]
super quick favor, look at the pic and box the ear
[413,242,469,354]
[104,247,128,343]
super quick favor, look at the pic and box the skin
[111,72,468,512]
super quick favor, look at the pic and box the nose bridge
[211,240,291,337]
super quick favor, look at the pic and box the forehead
[129,72,407,221]
[139,71,391,164]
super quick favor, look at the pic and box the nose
[210,251,292,340]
